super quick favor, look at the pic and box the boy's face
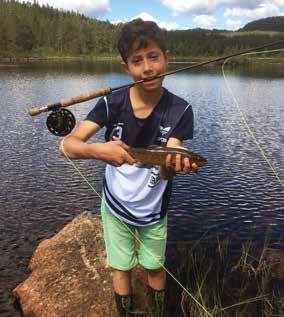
[123,40,168,92]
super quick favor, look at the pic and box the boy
[60,19,196,316]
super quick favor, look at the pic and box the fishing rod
[28,39,284,136]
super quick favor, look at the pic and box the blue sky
[21,0,284,30]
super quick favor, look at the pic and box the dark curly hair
[117,19,167,63]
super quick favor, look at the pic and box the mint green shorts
[101,200,167,271]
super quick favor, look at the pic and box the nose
[143,59,153,74]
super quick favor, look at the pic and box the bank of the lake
[1,53,284,66]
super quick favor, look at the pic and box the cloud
[159,22,180,30]
[132,12,179,30]
[160,0,284,15]
[160,0,216,15]
[224,3,282,19]
[273,0,284,5]
[193,15,217,28]
[112,12,180,30]
[131,12,156,22]
[19,0,110,17]
[226,19,243,30]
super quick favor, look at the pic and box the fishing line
[221,48,284,188]
[184,48,284,265]
[60,138,214,317]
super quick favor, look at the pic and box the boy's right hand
[95,140,136,167]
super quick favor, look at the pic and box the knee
[147,267,165,277]
[113,268,132,276]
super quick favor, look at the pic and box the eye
[149,52,160,60]
[131,56,142,64]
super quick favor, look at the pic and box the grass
[166,236,284,316]
[220,31,284,37]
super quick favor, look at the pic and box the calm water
[0,61,283,316]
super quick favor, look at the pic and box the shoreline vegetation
[1,54,284,66]
[166,237,284,316]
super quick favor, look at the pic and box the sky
[21,0,284,30]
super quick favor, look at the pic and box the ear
[121,61,130,74]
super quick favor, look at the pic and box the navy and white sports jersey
[86,87,194,226]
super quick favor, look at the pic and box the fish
[126,145,207,169]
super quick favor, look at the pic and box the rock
[13,212,148,317]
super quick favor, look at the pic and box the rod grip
[28,106,42,116]
[60,87,112,107]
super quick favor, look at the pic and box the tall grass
[166,237,284,316]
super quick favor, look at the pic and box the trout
[126,145,207,169]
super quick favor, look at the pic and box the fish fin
[177,146,188,151]
[134,162,144,168]
[147,145,166,150]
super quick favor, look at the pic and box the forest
[241,16,284,32]
[0,0,283,58]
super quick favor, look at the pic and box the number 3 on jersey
[110,123,123,140]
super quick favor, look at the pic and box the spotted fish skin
[126,146,207,168]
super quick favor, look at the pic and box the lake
[0,60,283,316]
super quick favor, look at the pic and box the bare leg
[113,269,132,295]
[147,267,166,290]
[147,268,166,316]
[113,269,134,316]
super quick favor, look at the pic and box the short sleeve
[170,105,194,141]
[85,97,108,128]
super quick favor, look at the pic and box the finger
[165,154,172,168]
[191,162,198,171]
[168,167,176,178]
[161,166,175,180]
[111,161,120,167]
[125,153,136,165]
[160,165,168,180]
[115,140,129,149]
[175,154,182,172]
[183,157,191,173]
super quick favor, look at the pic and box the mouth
[141,76,160,86]
[143,75,157,82]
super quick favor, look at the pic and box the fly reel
[46,108,76,136]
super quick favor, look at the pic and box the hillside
[241,16,284,32]
[0,1,283,59]
[0,0,120,56]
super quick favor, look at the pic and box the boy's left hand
[166,152,198,174]
[161,138,198,180]
[161,149,198,180]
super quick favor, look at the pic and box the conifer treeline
[167,29,284,57]
[0,0,120,56]
[241,16,284,32]
[0,0,283,57]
